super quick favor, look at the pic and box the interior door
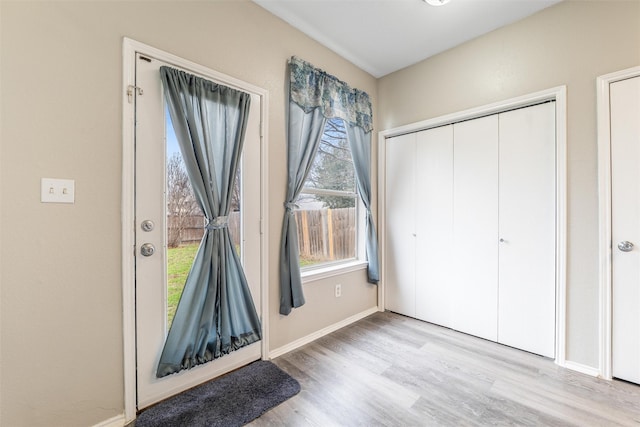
[134,53,262,409]
[415,125,453,327]
[611,75,640,384]
[385,133,416,317]
[452,115,499,341]
[497,102,556,358]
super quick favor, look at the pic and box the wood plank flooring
[250,311,640,426]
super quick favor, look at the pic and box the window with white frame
[295,118,360,269]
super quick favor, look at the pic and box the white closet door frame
[378,86,567,365]
[597,65,640,381]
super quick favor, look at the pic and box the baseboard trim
[269,306,378,359]
[93,413,127,427]
[563,360,601,378]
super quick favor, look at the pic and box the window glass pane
[229,166,242,257]
[296,118,358,268]
[166,111,204,329]
[165,110,242,329]
[306,119,355,194]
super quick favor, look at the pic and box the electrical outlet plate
[41,178,75,204]
[335,284,342,298]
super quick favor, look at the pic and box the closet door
[452,116,499,341]
[497,102,556,358]
[498,103,556,357]
[415,126,454,326]
[611,76,640,384]
[385,133,416,317]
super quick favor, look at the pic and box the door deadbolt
[140,243,156,257]
[141,220,155,232]
[618,241,634,252]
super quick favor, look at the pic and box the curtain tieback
[205,216,229,230]
[284,202,299,212]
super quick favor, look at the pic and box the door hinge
[127,85,143,104]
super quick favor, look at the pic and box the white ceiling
[253,0,562,78]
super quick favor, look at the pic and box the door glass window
[165,110,243,328]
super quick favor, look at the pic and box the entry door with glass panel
[134,53,262,409]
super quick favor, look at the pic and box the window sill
[301,260,368,284]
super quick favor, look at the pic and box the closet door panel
[385,133,416,317]
[498,103,556,358]
[415,125,454,326]
[452,116,499,341]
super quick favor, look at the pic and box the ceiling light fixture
[424,0,451,6]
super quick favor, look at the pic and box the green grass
[167,243,200,328]
[299,256,320,268]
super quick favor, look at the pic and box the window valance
[289,56,373,133]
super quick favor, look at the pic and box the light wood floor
[251,311,640,426]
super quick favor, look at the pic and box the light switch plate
[41,178,75,203]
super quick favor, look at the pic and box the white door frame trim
[377,86,567,365]
[121,37,269,423]
[596,65,640,381]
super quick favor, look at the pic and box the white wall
[0,1,378,425]
[378,0,640,369]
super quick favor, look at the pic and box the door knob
[140,243,156,257]
[618,241,634,252]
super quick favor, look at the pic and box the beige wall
[378,1,640,368]
[0,1,377,425]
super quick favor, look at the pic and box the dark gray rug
[135,360,300,427]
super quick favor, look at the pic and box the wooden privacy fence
[295,207,356,262]
[170,208,356,262]
[168,212,241,247]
